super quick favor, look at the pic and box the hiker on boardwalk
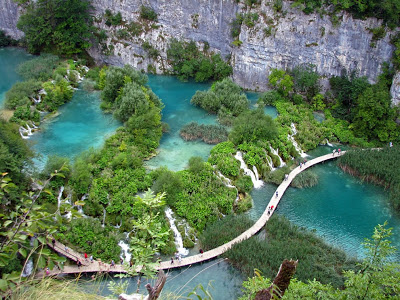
[46,267,50,276]
[338,148,341,155]
[178,254,182,262]
[52,238,56,248]
[284,174,289,181]
[84,252,88,262]
[170,257,174,264]
[77,259,82,269]
[120,257,123,264]
[90,255,94,263]
[267,207,271,216]
[110,260,115,268]
[64,246,69,253]
[332,149,336,156]
[199,249,204,257]
[275,191,278,198]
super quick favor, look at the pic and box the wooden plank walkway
[39,151,345,277]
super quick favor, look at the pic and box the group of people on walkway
[332,148,341,156]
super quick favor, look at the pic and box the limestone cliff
[0,0,396,95]
[0,0,23,39]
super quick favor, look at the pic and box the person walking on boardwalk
[170,257,174,264]
[110,260,115,268]
[332,149,336,156]
[338,148,341,155]
[77,259,82,269]
[84,252,88,262]
[275,191,278,198]
[51,238,56,248]
[90,255,94,263]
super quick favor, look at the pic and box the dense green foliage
[199,214,254,250]
[240,222,400,299]
[0,120,32,191]
[5,80,42,109]
[17,54,60,81]
[166,38,232,82]
[229,109,278,145]
[0,30,13,47]
[226,215,357,287]
[191,78,249,123]
[17,0,94,55]
[338,146,400,210]
[61,218,121,261]
[180,122,228,144]
[152,158,237,231]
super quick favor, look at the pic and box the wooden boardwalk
[40,151,345,277]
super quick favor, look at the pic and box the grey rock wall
[390,72,400,106]
[232,1,394,90]
[0,0,396,99]
[0,0,23,39]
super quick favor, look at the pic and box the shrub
[140,6,157,21]
[291,169,318,188]
[235,175,253,193]
[5,80,42,109]
[180,122,228,144]
[17,54,60,81]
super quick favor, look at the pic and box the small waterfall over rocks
[266,155,276,171]
[118,238,131,262]
[215,170,236,189]
[288,123,308,158]
[102,208,106,227]
[269,146,285,167]
[165,207,189,256]
[57,186,65,212]
[234,151,263,189]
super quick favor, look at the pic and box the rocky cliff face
[0,0,396,97]
[0,0,23,39]
[232,1,394,91]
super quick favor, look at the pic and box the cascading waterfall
[269,146,285,167]
[325,139,333,147]
[288,123,308,158]
[102,208,106,227]
[22,259,33,277]
[235,151,264,188]
[266,155,276,171]
[118,238,131,262]
[216,170,236,189]
[77,194,88,217]
[253,166,261,181]
[165,207,189,256]
[57,186,64,211]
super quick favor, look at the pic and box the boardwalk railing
[41,151,345,277]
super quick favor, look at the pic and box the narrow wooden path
[40,151,345,277]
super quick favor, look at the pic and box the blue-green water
[145,75,215,171]
[29,89,120,168]
[0,47,32,106]
[250,146,400,260]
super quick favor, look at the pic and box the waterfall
[19,126,29,139]
[235,151,264,189]
[77,194,88,218]
[288,123,308,158]
[102,208,106,227]
[266,155,276,171]
[57,186,64,211]
[253,166,260,181]
[165,207,189,256]
[270,147,285,167]
[325,139,333,147]
[216,170,236,188]
[118,239,132,262]
[21,259,33,277]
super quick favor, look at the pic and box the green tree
[268,68,294,97]
[229,109,278,145]
[17,0,94,55]
[352,84,398,142]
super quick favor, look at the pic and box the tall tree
[17,0,94,55]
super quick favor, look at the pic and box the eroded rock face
[0,0,396,99]
[0,0,23,39]
[390,72,400,106]
[232,1,394,90]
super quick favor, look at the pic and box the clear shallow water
[250,146,400,260]
[83,259,244,299]
[29,89,120,168]
[0,47,32,106]
[146,75,215,171]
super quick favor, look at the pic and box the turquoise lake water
[0,47,32,106]
[29,89,120,168]
[2,48,399,299]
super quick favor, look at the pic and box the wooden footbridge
[39,151,345,277]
